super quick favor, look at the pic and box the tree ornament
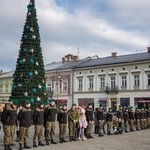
[38,84,42,89]
[23,58,26,62]
[19,59,23,64]
[23,48,28,52]
[35,70,38,75]
[25,25,30,30]
[32,88,37,94]
[30,48,34,53]
[29,97,35,103]
[37,97,41,101]
[28,71,33,77]
[24,34,28,39]
[30,58,34,64]
[36,62,39,66]
[30,27,34,32]
[44,93,47,95]
[28,12,31,16]
[18,83,22,87]
[32,35,36,39]
[24,92,28,96]
[12,84,17,90]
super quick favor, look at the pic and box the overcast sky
[0,0,150,71]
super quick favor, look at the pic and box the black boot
[60,138,63,143]
[69,136,72,142]
[38,141,45,146]
[62,137,67,143]
[24,143,31,149]
[89,134,94,138]
[19,143,23,150]
[51,140,57,144]
[46,140,49,145]
[8,145,12,150]
[4,145,9,150]
[33,141,37,148]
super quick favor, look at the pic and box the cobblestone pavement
[0,125,150,150]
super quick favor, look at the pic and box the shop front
[99,98,108,111]
[135,98,150,109]
[120,98,130,108]
[110,98,117,112]
[78,98,94,109]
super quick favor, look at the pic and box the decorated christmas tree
[10,0,48,107]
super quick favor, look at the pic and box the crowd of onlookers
[0,101,149,150]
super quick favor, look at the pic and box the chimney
[0,70,3,75]
[112,52,117,57]
[147,47,150,53]
[62,57,65,63]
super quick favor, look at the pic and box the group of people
[0,101,150,150]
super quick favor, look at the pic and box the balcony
[105,86,118,94]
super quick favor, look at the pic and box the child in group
[78,108,88,141]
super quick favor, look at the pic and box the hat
[62,104,67,107]
[72,103,77,107]
[24,100,30,105]
[38,101,45,106]
[88,103,92,106]
[12,99,19,106]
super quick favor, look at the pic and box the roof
[45,62,63,71]
[0,70,14,78]
[73,52,150,69]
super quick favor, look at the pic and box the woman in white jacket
[78,109,88,141]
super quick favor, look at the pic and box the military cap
[72,103,77,106]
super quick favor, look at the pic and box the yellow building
[0,70,14,103]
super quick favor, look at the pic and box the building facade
[73,50,150,111]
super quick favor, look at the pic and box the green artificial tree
[10,0,48,107]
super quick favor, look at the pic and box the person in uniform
[140,108,144,130]
[116,106,124,133]
[143,108,147,129]
[18,101,32,150]
[96,106,105,137]
[45,101,58,145]
[128,107,135,132]
[57,104,68,143]
[106,108,113,135]
[32,101,45,147]
[147,108,150,128]
[85,103,94,139]
[67,103,79,142]
[134,108,141,131]
[1,102,17,150]
[123,108,129,133]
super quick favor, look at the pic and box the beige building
[73,49,150,111]
[0,70,14,103]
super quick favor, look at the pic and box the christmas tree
[10,0,48,107]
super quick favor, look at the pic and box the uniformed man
[143,108,147,129]
[123,108,129,133]
[106,108,113,135]
[85,103,94,139]
[116,106,124,132]
[18,100,32,150]
[135,108,141,131]
[140,108,145,130]
[67,103,78,142]
[147,108,150,128]
[57,104,68,143]
[96,106,105,137]
[45,101,58,145]
[128,107,135,132]
[32,101,45,147]
[1,102,17,150]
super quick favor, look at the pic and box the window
[134,75,140,87]
[121,76,127,87]
[78,78,83,89]
[0,84,3,93]
[4,84,9,93]
[111,77,116,90]
[46,82,52,93]
[148,75,150,86]
[62,81,68,91]
[89,78,94,89]
[100,77,105,88]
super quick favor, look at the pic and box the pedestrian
[1,102,17,150]
[78,109,87,141]
[128,107,135,132]
[106,108,113,135]
[85,103,94,139]
[96,106,105,137]
[45,100,58,145]
[123,108,129,133]
[32,101,45,147]
[57,104,68,143]
[94,108,99,134]
[135,108,141,131]
[67,103,79,142]
[18,100,32,150]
